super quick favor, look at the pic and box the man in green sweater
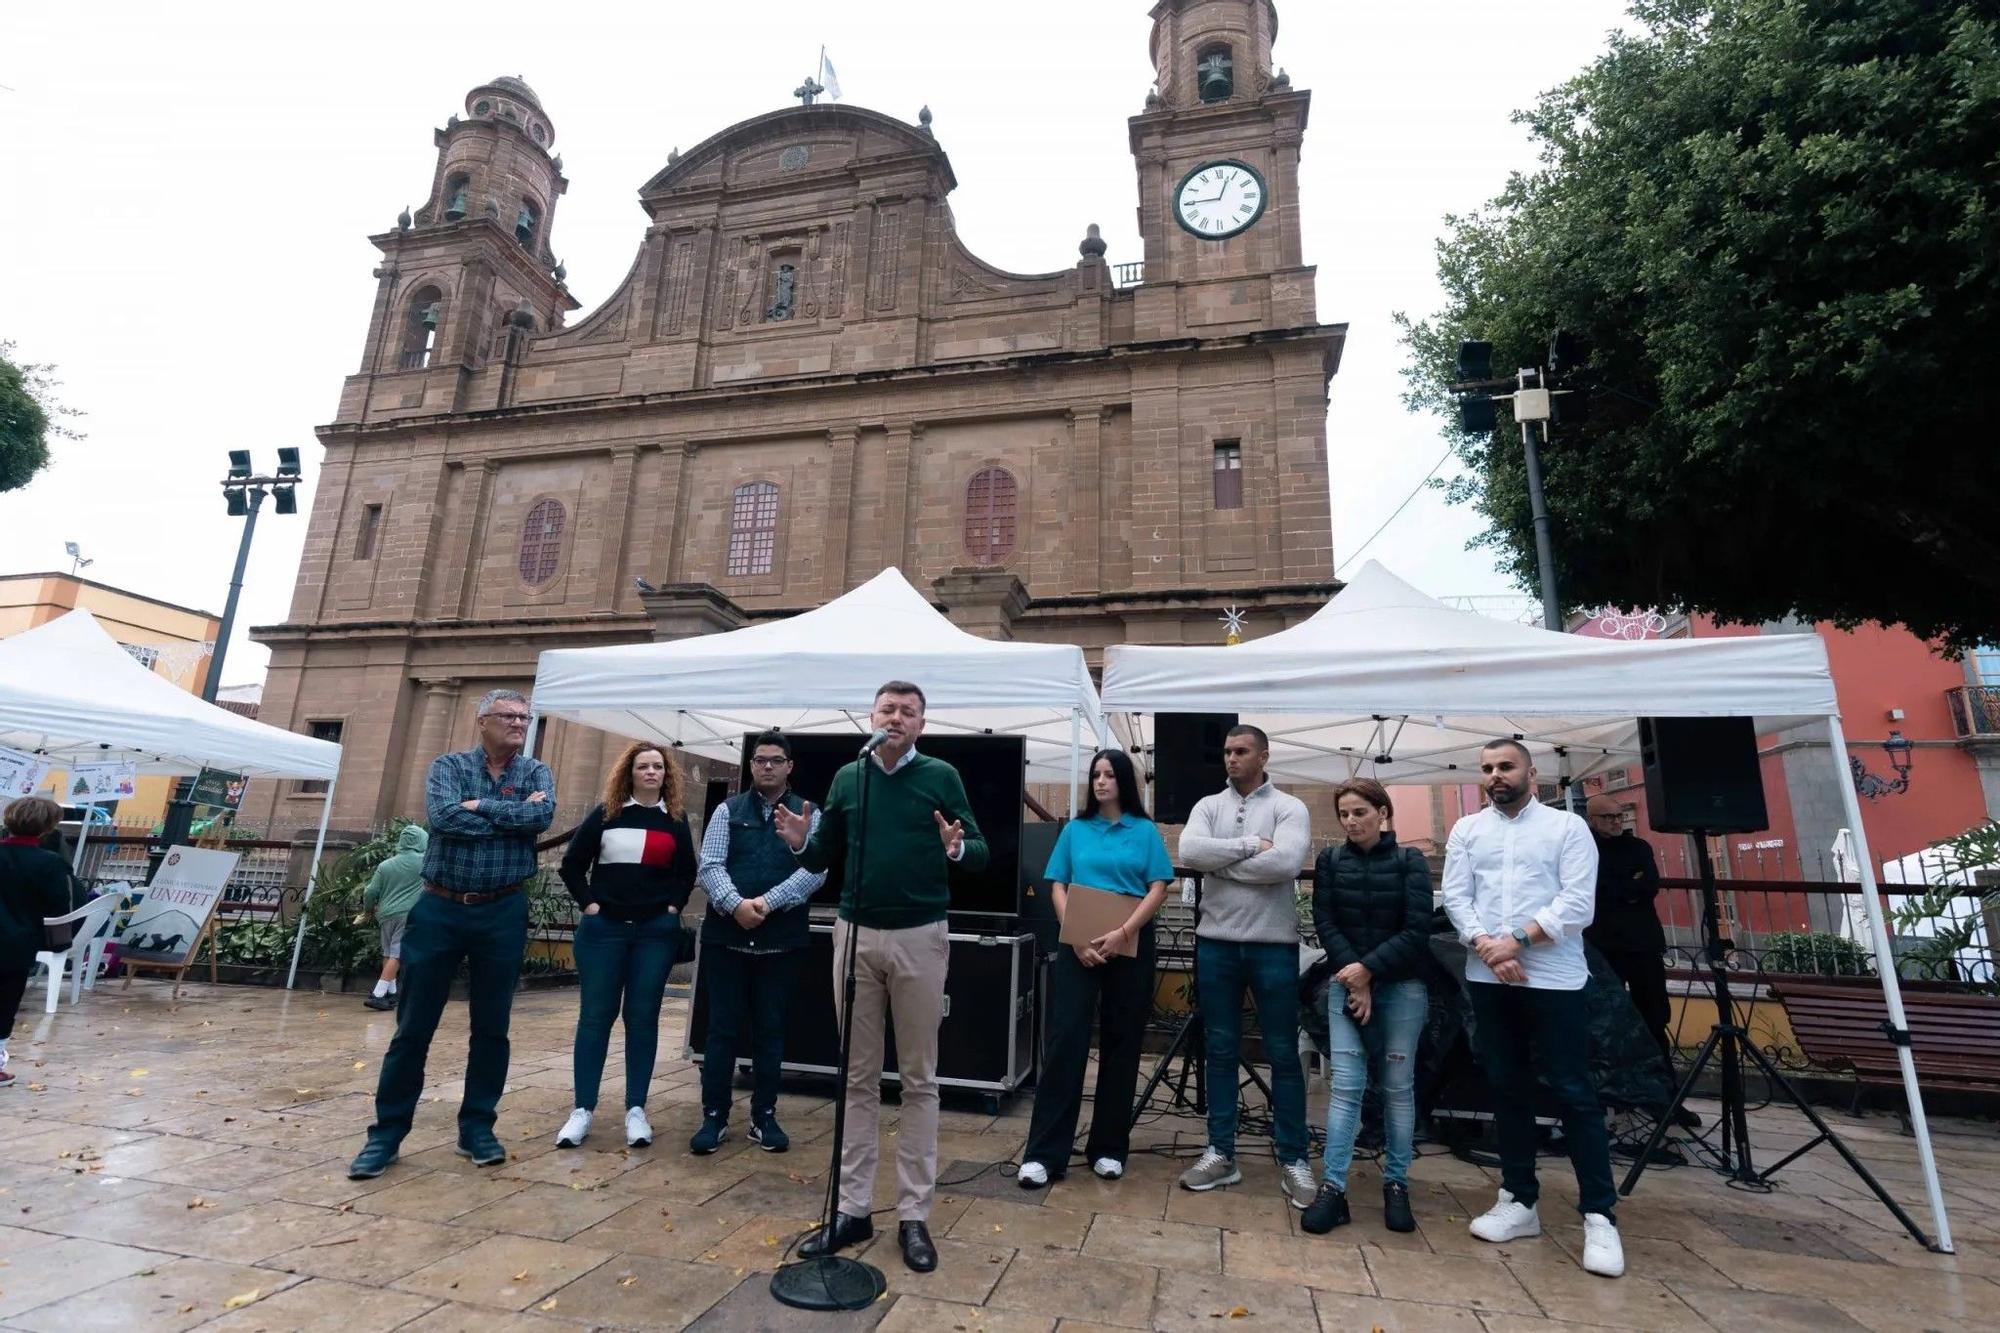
[360,824,429,1011]
[775,680,987,1274]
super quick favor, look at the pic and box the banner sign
[118,845,238,966]
[0,745,52,799]
[190,767,247,813]
[67,761,139,803]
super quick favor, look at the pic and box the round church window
[779,145,810,171]
[475,99,491,115]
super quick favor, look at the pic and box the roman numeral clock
[1174,160,1266,238]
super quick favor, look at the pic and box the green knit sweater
[796,752,989,928]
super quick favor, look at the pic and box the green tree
[0,340,84,493]
[1399,0,2000,653]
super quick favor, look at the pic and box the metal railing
[1947,685,2000,739]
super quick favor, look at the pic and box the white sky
[0,0,1630,685]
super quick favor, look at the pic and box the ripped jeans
[1323,976,1427,1191]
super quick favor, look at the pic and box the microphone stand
[771,741,886,1311]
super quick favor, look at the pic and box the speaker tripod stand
[1616,833,1933,1248]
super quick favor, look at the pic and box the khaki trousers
[832,918,949,1221]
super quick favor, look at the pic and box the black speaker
[1153,712,1236,824]
[1638,716,1768,834]
[1017,820,1065,956]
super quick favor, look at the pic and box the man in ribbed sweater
[1174,724,1315,1207]
[774,681,988,1274]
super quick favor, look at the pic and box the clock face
[1174,160,1266,239]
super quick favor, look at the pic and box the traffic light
[1458,396,1498,432]
[1456,340,1493,382]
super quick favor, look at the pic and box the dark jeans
[1025,924,1157,1173]
[368,888,528,1146]
[699,943,799,1118]
[573,909,681,1111]
[1601,944,1674,1065]
[1197,936,1309,1163]
[1466,980,1617,1217]
[0,970,28,1041]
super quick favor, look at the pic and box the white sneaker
[1582,1212,1625,1277]
[556,1108,592,1148]
[1280,1159,1319,1210]
[1016,1161,1049,1189]
[1092,1157,1124,1180]
[1468,1189,1541,1242]
[624,1106,654,1148]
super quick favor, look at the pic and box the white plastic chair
[34,889,124,1012]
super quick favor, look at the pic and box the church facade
[250,0,1345,832]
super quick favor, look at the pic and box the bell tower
[338,76,578,421]
[1128,0,1313,341]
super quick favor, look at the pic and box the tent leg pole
[72,802,95,873]
[285,773,339,992]
[1068,708,1080,820]
[524,713,542,760]
[1826,714,1953,1253]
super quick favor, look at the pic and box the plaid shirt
[422,747,557,893]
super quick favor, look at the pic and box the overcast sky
[0,0,1631,684]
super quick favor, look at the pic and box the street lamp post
[155,449,303,858]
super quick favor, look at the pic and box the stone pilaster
[932,567,1030,641]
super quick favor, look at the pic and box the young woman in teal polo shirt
[1019,748,1174,1186]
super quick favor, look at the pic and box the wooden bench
[1771,981,2000,1114]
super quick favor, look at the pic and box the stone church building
[249,0,1345,832]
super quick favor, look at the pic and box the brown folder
[1058,883,1141,957]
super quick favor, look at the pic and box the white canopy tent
[0,609,345,991]
[531,567,1112,805]
[1101,560,1953,1252]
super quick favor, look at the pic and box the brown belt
[424,881,525,906]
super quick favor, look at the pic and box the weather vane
[1220,605,1247,645]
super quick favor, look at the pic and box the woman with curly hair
[556,741,696,1148]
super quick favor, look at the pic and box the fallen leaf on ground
[1227,1307,1249,1319]
[188,1197,215,1209]
[129,1068,148,1078]
[352,1061,365,1070]
[538,1299,558,1311]
[178,1304,195,1314]
[512,1270,530,1281]
[619,1274,637,1287]
[222,1289,261,1309]
[762,1235,777,1246]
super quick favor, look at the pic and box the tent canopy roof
[1101,561,1836,787]
[531,568,1108,781]
[0,609,342,781]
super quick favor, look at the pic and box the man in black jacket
[1583,796,1671,1063]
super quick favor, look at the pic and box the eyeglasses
[750,757,790,768]
[484,713,531,725]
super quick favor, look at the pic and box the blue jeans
[369,888,527,1145]
[1323,976,1427,1190]
[1466,980,1617,1217]
[699,943,799,1119]
[1197,937,1309,1163]
[571,909,680,1111]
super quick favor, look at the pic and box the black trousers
[1024,924,1157,1174]
[699,944,799,1118]
[1467,981,1618,1217]
[1600,944,1673,1064]
[0,970,28,1041]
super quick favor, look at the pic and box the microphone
[858,728,891,757]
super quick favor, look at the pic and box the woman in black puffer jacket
[1301,778,1433,1237]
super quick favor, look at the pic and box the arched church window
[400,286,444,370]
[964,466,1018,565]
[443,174,470,221]
[727,481,779,577]
[1197,45,1234,102]
[515,200,540,249]
[519,498,566,586]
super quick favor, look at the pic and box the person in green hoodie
[361,824,430,1011]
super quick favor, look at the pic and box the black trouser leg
[1084,926,1157,1165]
[1606,946,1673,1064]
[1023,946,1103,1174]
[0,970,29,1041]
[1467,981,1543,1207]
[700,942,751,1118]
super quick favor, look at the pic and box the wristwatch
[1509,927,1532,950]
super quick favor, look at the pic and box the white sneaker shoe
[624,1106,654,1148]
[1092,1157,1124,1180]
[1468,1189,1541,1242]
[556,1108,592,1148]
[1016,1161,1049,1189]
[1280,1159,1319,1210]
[1581,1212,1625,1277]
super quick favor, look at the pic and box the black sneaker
[748,1110,789,1153]
[1383,1181,1416,1233]
[1300,1182,1350,1235]
[363,992,395,1011]
[689,1110,728,1155]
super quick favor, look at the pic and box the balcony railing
[1948,685,2000,740]
[1112,261,1144,289]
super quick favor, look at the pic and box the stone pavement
[2,980,1997,1331]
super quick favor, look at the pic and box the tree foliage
[1399,0,2000,653]
[0,340,84,494]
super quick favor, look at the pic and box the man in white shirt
[1441,739,1625,1279]
[1173,725,1317,1209]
